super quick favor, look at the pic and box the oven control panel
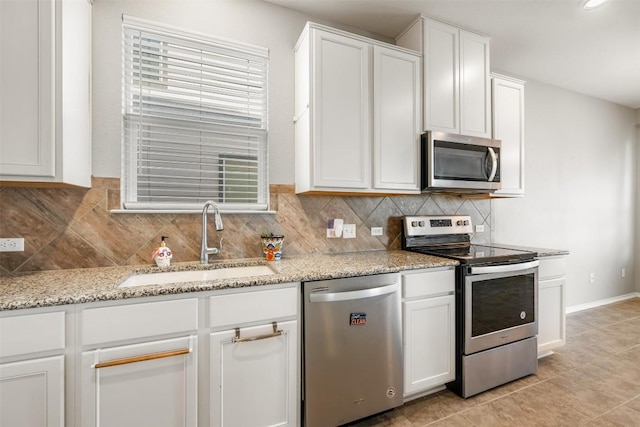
[404,215,474,236]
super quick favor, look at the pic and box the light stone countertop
[0,250,458,311]
[489,243,570,258]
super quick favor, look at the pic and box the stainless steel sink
[119,264,275,288]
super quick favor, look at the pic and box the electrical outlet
[371,227,383,236]
[589,273,595,284]
[475,224,485,233]
[622,268,626,278]
[0,238,25,252]
[342,224,356,239]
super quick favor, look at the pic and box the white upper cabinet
[295,22,421,194]
[491,74,526,197]
[0,0,91,187]
[305,28,371,190]
[373,45,421,191]
[397,17,491,138]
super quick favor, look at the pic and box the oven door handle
[469,260,539,275]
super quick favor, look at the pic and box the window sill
[110,209,277,215]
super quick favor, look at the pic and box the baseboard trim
[567,292,640,314]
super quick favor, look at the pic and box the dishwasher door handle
[309,282,398,303]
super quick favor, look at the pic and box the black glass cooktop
[408,244,537,265]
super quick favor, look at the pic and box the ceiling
[266,0,640,109]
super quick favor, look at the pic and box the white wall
[493,79,637,307]
[636,109,640,293]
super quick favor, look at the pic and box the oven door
[464,261,538,355]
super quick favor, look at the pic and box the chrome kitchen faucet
[201,200,224,264]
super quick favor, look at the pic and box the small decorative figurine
[151,236,172,268]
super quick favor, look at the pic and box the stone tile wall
[0,178,491,274]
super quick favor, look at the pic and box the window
[121,16,269,211]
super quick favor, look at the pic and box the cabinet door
[373,45,421,191]
[0,356,64,427]
[423,19,459,134]
[311,29,370,189]
[403,295,455,396]
[538,278,566,355]
[492,76,525,197]
[80,336,197,427]
[210,320,298,427]
[459,30,491,138]
[0,0,55,177]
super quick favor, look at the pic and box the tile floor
[350,297,640,426]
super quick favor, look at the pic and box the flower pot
[261,235,284,261]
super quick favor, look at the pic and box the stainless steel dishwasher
[303,273,403,427]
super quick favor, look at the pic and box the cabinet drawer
[210,286,298,329]
[538,257,566,280]
[402,268,455,299]
[0,312,65,358]
[82,299,198,346]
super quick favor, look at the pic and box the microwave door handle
[487,147,498,181]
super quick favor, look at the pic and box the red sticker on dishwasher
[350,313,366,325]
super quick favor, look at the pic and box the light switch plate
[371,227,383,236]
[342,224,356,239]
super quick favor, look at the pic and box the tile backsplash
[0,178,491,274]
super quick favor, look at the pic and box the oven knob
[411,221,418,227]
[418,221,425,227]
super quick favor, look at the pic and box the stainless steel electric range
[402,215,539,398]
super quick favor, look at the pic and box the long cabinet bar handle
[93,348,191,369]
[233,321,283,343]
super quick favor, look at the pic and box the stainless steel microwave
[422,131,502,192]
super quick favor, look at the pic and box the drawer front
[82,298,198,346]
[210,286,298,329]
[538,256,566,280]
[0,312,65,358]
[402,268,455,299]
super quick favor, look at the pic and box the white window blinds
[121,16,269,211]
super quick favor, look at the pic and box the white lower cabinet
[78,298,199,427]
[208,285,299,427]
[80,336,198,427]
[0,310,66,427]
[401,268,456,399]
[537,256,567,357]
[209,321,298,427]
[0,356,65,427]
[4,284,301,426]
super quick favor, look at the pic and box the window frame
[120,15,269,212]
